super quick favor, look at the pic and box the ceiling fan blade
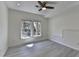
[38,1,43,7]
[39,8,42,11]
[35,5,39,7]
[43,2,47,6]
[46,6,54,9]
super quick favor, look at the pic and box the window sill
[21,35,41,39]
[33,35,41,37]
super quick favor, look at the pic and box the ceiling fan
[36,1,55,11]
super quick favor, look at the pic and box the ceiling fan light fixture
[36,1,54,11]
[42,7,46,10]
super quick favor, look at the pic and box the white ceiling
[5,1,79,18]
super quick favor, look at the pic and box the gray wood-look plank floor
[4,40,79,57]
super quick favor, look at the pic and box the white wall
[8,9,48,47]
[0,2,8,56]
[49,5,79,50]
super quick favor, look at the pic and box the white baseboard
[49,39,79,51]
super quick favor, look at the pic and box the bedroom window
[21,20,41,39]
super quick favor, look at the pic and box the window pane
[37,22,41,35]
[21,21,32,39]
[33,22,37,35]
[33,21,41,36]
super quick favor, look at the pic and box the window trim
[21,20,41,39]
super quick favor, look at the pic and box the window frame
[21,20,41,39]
